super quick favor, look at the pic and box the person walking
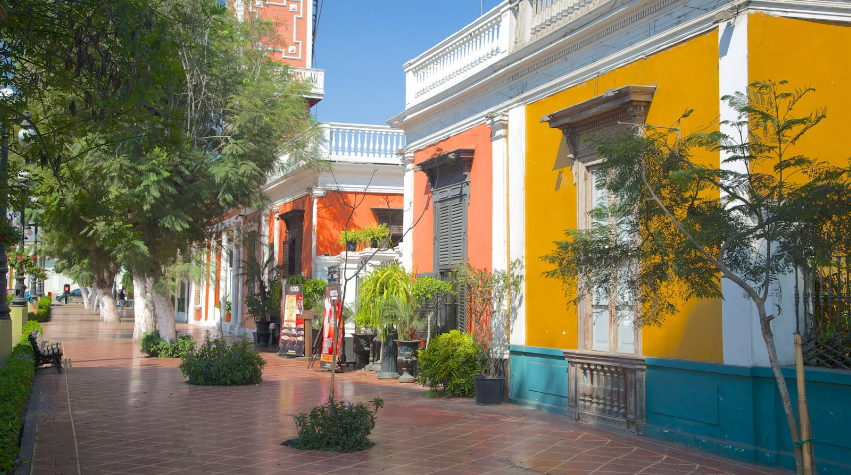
[118,288,127,309]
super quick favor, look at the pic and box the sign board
[279,284,304,356]
[320,285,343,369]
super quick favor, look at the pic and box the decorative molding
[418,148,476,190]
[487,113,509,141]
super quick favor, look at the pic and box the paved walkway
[24,306,788,475]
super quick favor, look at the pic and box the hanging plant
[10,254,48,281]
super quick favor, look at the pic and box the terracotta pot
[225,311,231,323]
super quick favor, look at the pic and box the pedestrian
[118,288,127,308]
[24,285,35,313]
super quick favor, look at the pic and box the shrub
[20,320,44,342]
[140,330,164,357]
[139,331,196,358]
[27,297,52,323]
[291,397,384,452]
[417,330,482,398]
[0,341,36,473]
[179,333,265,385]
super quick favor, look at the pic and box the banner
[320,285,343,369]
[279,284,304,356]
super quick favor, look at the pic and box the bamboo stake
[794,333,815,475]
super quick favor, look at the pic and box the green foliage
[180,333,265,385]
[241,235,283,322]
[6,295,11,307]
[291,397,384,452]
[540,80,844,472]
[456,260,523,377]
[336,224,389,247]
[355,262,413,333]
[376,295,422,340]
[303,278,327,311]
[28,297,52,323]
[417,330,482,398]
[21,320,44,342]
[121,272,134,297]
[139,331,196,358]
[8,254,48,282]
[0,341,36,474]
[411,277,453,304]
[286,275,305,285]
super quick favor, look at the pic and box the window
[372,207,404,247]
[279,209,305,279]
[543,85,655,356]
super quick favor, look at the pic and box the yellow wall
[524,30,723,362]
[749,13,851,167]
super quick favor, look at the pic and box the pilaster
[400,150,416,272]
[508,106,527,346]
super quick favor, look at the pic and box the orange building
[190,3,406,335]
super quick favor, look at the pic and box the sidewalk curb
[14,369,43,475]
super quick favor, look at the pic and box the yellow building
[391,1,851,473]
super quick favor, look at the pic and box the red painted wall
[412,123,493,274]
[257,2,309,68]
[316,192,404,256]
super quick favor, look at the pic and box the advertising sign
[319,285,343,369]
[279,284,304,356]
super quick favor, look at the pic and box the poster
[320,285,343,369]
[279,284,304,356]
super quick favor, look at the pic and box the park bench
[27,330,63,373]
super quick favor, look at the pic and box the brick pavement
[23,306,789,475]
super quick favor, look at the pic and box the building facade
[390,1,851,473]
[190,2,406,336]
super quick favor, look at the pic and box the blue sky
[312,1,500,126]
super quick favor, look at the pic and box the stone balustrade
[564,350,646,434]
[322,123,406,163]
[530,0,607,37]
[292,67,325,97]
[402,0,615,109]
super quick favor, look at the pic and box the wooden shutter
[437,194,466,268]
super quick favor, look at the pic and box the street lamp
[10,171,33,309]
[0,112,36,321]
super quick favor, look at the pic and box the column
[272,210,281,266]
[507,106,526,346]
[400,151,415,272]
[311,188,326,274]
[719,14,757,366]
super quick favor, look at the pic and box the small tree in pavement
[542,80,850,474]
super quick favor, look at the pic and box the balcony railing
[402,0,617,109]
[321,123,406,163]
[292,67,325,98]
[404,3,511,107]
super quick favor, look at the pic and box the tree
[542,80,848,474]
[35,0,317,340]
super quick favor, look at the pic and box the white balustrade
[404,4,511,106]
[292,67,325,97]
[322,123,406,162]
[530,0,605,37]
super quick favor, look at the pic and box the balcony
[292,67,325,104]
[320,123,406,165]
[402,0,612,109]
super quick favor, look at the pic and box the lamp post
[11,171,32,309]
[0,111,35,320]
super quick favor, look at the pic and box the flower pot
[346,242,357,252]
[378,328,399,379]
[353,333,376,370]
[225,311,232,323]
[255,320,272,347]
[473,376,505,405]
[394,340,420,383]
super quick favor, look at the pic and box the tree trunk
[94,279,120,323]
[80,287,90,309]
[132,273,156,341]
[89,286,99,312]
[153,278,176,342]
[757,302,805,474]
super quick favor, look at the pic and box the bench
[27,330,63,373]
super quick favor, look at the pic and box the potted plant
[357,262,413,379]
[412,276,453,346]
[377,295,422,382]
[240,243,282,347]
[457,260,523,405]
[361,223,390,249]
[338,228,363,252]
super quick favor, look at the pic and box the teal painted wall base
[645,358,851,475]
[508,345,569,416]
[507,348,851,475]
